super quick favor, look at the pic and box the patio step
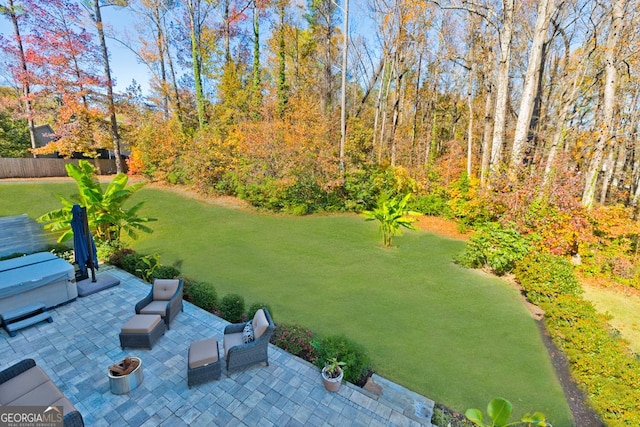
[1,302,53,337]
[368,374,435,426]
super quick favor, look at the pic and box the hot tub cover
[0,252,74,299]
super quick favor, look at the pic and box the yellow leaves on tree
[233,93,338,186]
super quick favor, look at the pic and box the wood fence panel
[0,158,121,178]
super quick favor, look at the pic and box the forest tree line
[2,0,640,279]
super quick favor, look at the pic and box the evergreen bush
[107,248,136,269]
[456,222,530,275]
[514,252,582,304]
[185,281,218,312]
[247,302,272,319]
[313,335,372,384]
[121,253,146,276]
[220,293,245,323]
[514,254,640,425]
[150,265,182,280]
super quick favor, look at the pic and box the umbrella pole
[81,207,97,282]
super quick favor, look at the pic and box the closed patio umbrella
[71,204,98,282]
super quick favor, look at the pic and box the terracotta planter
[321,366,343,392]
[108,356,143,395]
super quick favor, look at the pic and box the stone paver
[1,268,432,426]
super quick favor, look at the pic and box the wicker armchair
[0,359,84,427]
[135,278,183,329]
[223,307,275,374]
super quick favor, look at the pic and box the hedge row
[514,252,640,426]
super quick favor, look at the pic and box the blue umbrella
[71,204,98,282]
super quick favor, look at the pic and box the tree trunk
[186,0,206,129]
[581,0,626,208]
[467,62,474,177]
[162,14,184,128]
[93,0,124,173]
[489,0,514,174]
[410,52,422,169]
[223,0,231,64]
[153,3,169,119]
[389,58,404,167]
[510,0,556,169]
[276,0,287,119]
[251,0,262,119]
[372,59,387,162]
[339,0,349,181]
[8,0,37,157]
[356,56,384,118]
[480,81,494,186]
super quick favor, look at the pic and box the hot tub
[0,252,77,314]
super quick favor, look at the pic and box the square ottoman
[188,338,221,387]
[119,314,165,350]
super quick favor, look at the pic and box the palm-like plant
[38,160,155,244]
[362,193,419,247]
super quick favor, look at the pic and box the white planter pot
[322,367,343,392]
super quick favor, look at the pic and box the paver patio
[1,268,432,426]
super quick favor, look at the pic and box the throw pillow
[242,322,255,344]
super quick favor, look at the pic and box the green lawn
[0,182,573,425]
[582,283,640,354]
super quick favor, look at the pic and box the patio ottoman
[188,338,221,387]
[119,314,165,350]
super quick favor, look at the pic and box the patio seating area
[1,268,433,426]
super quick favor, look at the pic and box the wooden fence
[0,158,122,178]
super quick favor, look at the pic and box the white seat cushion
[252,309,269,339]
[139,301,168,316]
[223,332,244,356]
[153,279,179,301]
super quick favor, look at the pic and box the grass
[0,182,573,426]
[582,283,640,354]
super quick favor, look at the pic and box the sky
[0,0,376,97]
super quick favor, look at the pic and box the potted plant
[321,357,345,392]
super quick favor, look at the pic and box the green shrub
[514,252,582,304]
[456,222,530,275]
[247,302,272,319]
[121,253,145,276]
[184,281,218,312]
[107,248,136,269]
[411,194,448,216]
[514,257,640,425]
[95,239,123,263]
[313,334,372,384]
[237,179,285,211]
[270,323,317,362]
[150,265,182,280]
[283,179,327,215]
[220,293,245,323]
[343,165,418,211]
[47,243,73,263]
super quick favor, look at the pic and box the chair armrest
[134,291,153,314]
[63,410,85,427]
[224,322,246,335]
[0,359,36,385]
[167,281,183,312]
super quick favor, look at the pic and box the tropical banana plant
[466,397,550,427]
[37,160,156,244]
[362,193,419,247]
